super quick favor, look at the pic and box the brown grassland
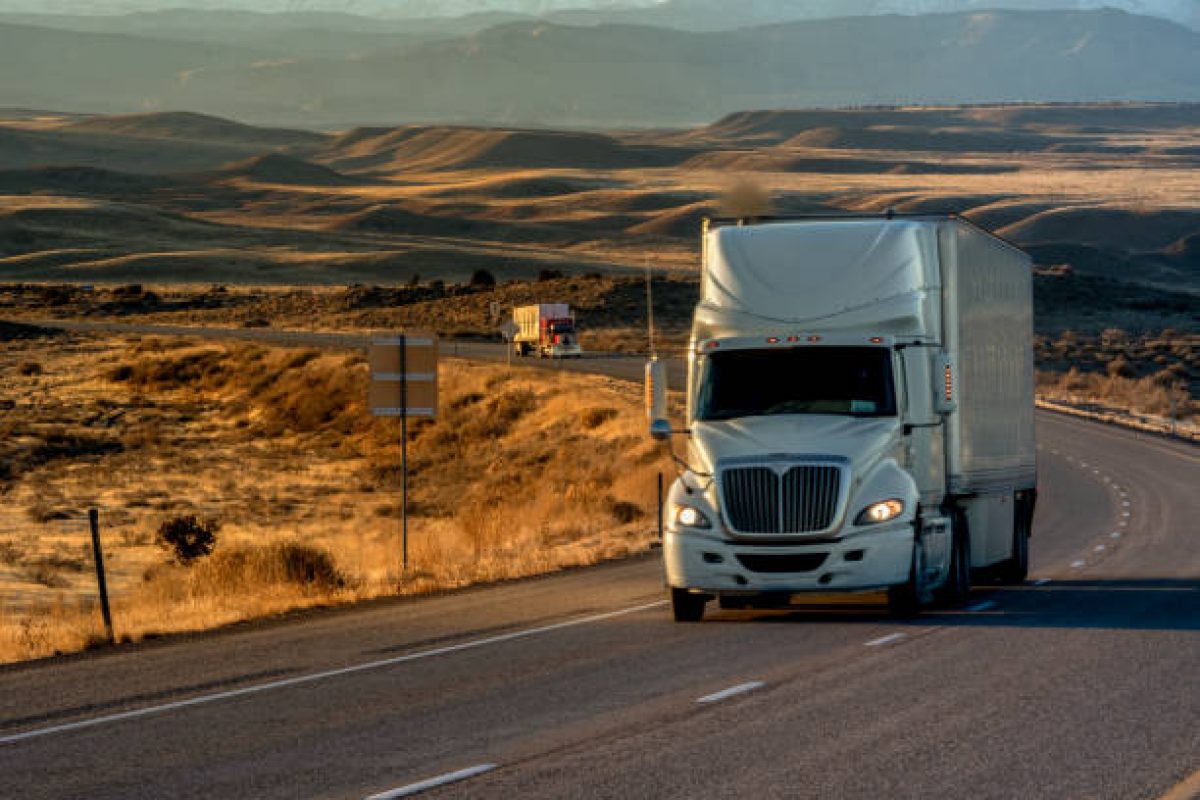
[0,103,1196,660]
[0,328,671,662]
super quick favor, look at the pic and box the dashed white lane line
[366,764,498,800]
[0,600,668,746]
[1094,545,1107,553]
[1111,532,1122,539]
[697,681,766,705]
[1071,560,1087,569]
[865,633,908,648]
[966,600,997,612]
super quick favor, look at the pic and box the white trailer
[512,303,582,358]
[648,214,1036,621]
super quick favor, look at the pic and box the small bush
[469,269,496,288]
[26,502,72,523]
[1106,356,1132,378]
[18,361,42,377]
[537,269,564,282]
[274,543,343,589]
[284,349,321,370]
[156,515,219,565]
[27,564,69,589]
[0,539,25,566]
[193,542,343,592]
[608,499,644,524]
[448,392,485,411]
[581,407,619,430]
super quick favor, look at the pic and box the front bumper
[664,523,914,594]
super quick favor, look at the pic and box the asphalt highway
[2,322,1197,799]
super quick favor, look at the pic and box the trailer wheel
[887,537,926,618]
[671,588,707,622]
[935,510,971,607]
[996,492,1031,584]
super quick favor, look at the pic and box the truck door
[898,346,946,510]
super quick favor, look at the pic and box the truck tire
[935,510,971,607]
[996,492,1032,584]
[887,537,926,618]
[671,588,707,622]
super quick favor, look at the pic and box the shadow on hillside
[715,578,1200,632]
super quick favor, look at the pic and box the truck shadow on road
[718,579,1200,631]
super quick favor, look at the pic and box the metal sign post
[369,334,437,573]
[499,318,518,369]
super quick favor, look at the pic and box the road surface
[1,321,1196,799]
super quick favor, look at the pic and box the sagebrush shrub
[156,515,219,565]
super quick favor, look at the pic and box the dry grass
[0,334,671,663]
[1035,329,1197,424]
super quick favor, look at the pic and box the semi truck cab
[649,215,1037,622]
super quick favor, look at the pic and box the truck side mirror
[646,358,670,438]
[650,419,672,441]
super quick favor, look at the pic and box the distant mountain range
[2,8,1197,128]
[0,0,1196,30]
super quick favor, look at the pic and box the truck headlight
[855,499,904,525]
[673,504,712,529]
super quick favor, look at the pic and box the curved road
[1,322,1197,799]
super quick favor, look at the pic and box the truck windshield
[696,346,896,421]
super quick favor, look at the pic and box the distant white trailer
[512,303,582,358]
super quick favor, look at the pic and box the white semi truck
[648,214,1037,621]
[512,303,582,358]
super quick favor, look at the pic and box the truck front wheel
[935,510,971,607]
[887,538,927,618]
[671,588,708,622]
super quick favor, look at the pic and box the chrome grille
[722,467,778,534]
[722,464,842,534]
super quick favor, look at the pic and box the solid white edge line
[966,601,997,612]
[0,601,667,747]
[865,633,907,648]
[696,681,766,705]
[365,764,497,800]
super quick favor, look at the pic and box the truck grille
[721,464,842,534]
